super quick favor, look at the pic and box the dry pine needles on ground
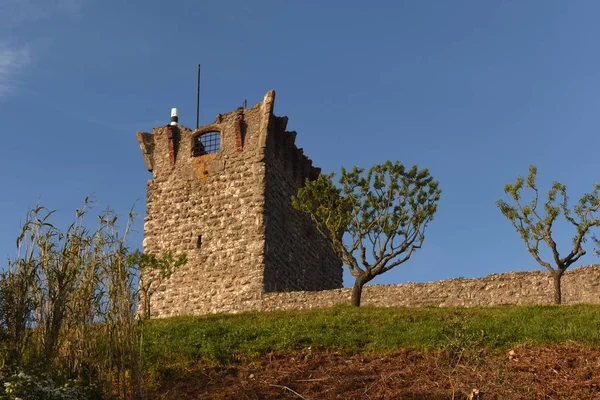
[147,343,600,399]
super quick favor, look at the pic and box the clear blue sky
[1,0,600,287]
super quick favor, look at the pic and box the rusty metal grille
[193,131,220,156]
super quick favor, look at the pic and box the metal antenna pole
[196,64,201,129]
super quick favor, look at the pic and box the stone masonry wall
[144,263,600,317]
[262,115,343,292]
[138,102,268,317]
[261,265,600,311]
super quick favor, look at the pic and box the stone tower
[136,90,343,317]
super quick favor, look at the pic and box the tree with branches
[292,160,441,306]
[497,165,600,304]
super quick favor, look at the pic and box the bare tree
[497,165,600,304]
[292,160,441,306]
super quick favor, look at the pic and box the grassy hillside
[143,304,600,367]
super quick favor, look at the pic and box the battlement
[137,90,342,316]
[136,91,321,183]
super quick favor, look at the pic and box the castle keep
[136,90,343,317]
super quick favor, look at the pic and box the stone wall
[261,265,600,311]
[139,107,267,317]
[144,263,600,317]
[262,114,343,292]
[137,90,343,318]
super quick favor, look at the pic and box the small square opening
[193,131,220,156]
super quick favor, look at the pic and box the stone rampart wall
[147,262,600,317]
[149,264,600,317]
[260,265,600,312]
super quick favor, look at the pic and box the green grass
[143,304,600,367]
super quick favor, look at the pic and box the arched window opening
[193,131,220,156]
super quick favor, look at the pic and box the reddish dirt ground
[147,344,600,399]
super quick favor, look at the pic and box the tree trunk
[351,276,367,307]
[553,271,563,305]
